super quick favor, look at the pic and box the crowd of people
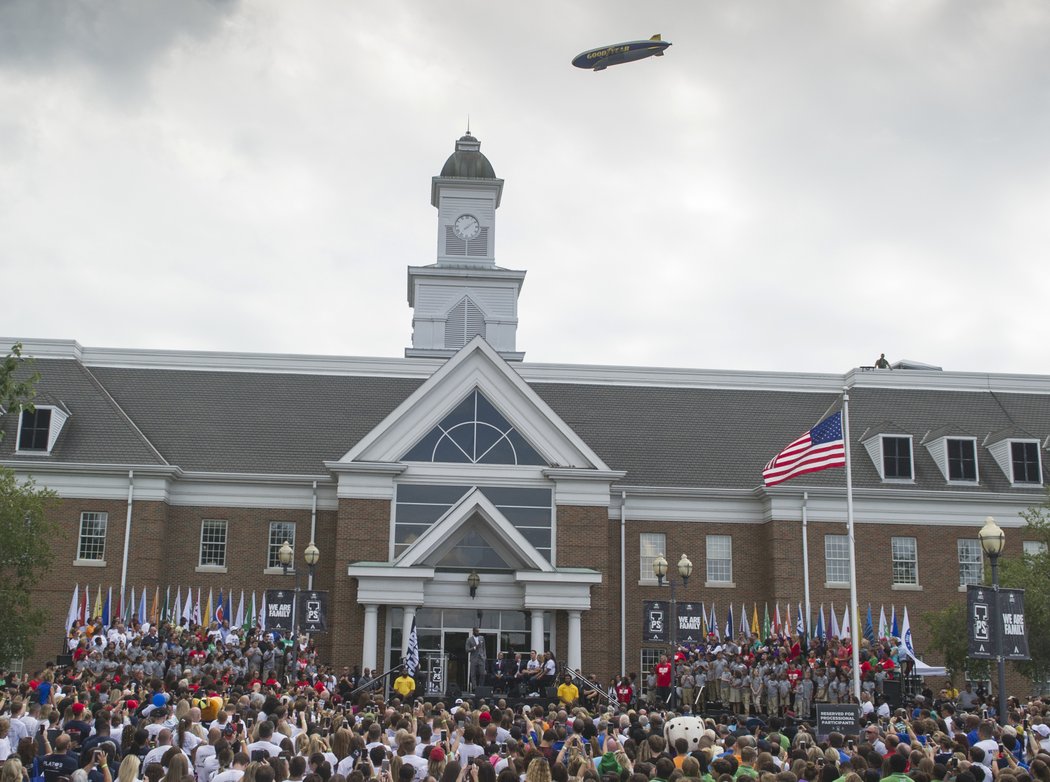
[1,616,1048,782]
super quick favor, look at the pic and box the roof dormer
[985,428,1044,486]
[861,421,914,481]
[15,404,70,455]
[922,426,979,484]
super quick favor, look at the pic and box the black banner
[265,589,295,633]
[643,600,669,643]
[999,588,1030,661]
[967,585,1030,661]
[677,602,707,643]
[298,590,329,633]
[816,704,861,736]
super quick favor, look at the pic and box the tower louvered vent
[444,226,489,257]
[445,297,486,349]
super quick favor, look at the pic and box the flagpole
[842,387,862,701]
[801,491,812,648]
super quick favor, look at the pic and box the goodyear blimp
[571,34,671,71]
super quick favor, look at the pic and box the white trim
[862,433,914,481]
[340,337,611,472]
[15,405,69,455]
[195,565,228,574]
[73,559,107,568]
[924,435,980,484]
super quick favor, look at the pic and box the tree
[924,602,989,686]
[1001,490,1050,685]
[0,343,56,664]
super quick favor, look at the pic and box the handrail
[347,664,406,701]
[562,666,611,702]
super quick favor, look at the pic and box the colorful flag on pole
[709,604,719,641]
[215,589,225,625]
[762,603,771,640]
[206,588,213,626]
[891,606,900,639]
[864,605,875,644]
[816,604,825,640]
[796,602,805,638]
[785,603,792,637]
[246,592,256,631]
[751,604,759,635]
[127,587,136,624]
[235,590,245,629]
[102,586,112,628]
[840,604,851,640]
[700,602,708,637]
[773,603,782,637]
[151,587,160,624]
[138,588,147,625]
[405,617,420,675]
[93,585,102,622]
[79,584,88,625]
[67,584,80,632]
[829,602,839,639]
[878,605,888,640]
[257,591,266,631]
[724,603,734,640]
[762,411,847,487]
[900,607,915,657]
[162,586,170,623]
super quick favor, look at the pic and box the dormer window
[924,432,979,483]
[16,405,69,454]
[1010,441,1042,484]
[862,426,914,481]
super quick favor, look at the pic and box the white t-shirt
[211,769,246,782]
[458,743,484,766]
[246,740,282,758]
[195,744,217,780]
[399,753,428,781]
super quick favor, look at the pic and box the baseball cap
[1032,724,1050,738]
[72,703,85,715]
[429,747,445,762]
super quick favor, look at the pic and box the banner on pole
[676,603,706,643]
[298,590,329,633]
[643,600,669,643]
[967,585,1030,660]
[264,590,295,633]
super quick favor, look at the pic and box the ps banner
[298,590,329,633]
[967,585,1030,660]
[643,600,669,643]
[265,589,296,633]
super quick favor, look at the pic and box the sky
[3,1,1050,375]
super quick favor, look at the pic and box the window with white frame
[825,535,850,584]
[891,536,918,585]
[957,539,983,586]
[1023,540,1048,557]
[268,521,296,569]
[77,512,108,561]
[640,533,666,581]
[883,436,913,479]
[1011,441,1042,484]
[17,408,52,451]
[947,439,978,482]
[199,519,228,568]
[706,535,732,583]
[640,647,664,697]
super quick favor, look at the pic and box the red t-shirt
[615,684,633,705]
[655,662,673,687]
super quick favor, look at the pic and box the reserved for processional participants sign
[265,590,295,633]
[643,600,669,643]
[816,704,861,736]
[967,585,1030,660]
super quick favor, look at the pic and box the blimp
[571,34,671,71]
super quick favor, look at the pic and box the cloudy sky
[3,1,1049,374]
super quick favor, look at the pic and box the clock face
[453,214,481,240]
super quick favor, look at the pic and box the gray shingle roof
[5,359,1049,493]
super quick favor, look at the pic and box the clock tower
[406,132,526,361]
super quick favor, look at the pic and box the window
[1011,441,1042,484]
[1024,540,1048,557]
[825,535,850,584]
[947,439,978,482]
[957,539,983,586]
[17,408,52,451]
[199,520,228,568]
[267,522,296,569]
[891,537,918,585]
[640,533,666,581]
[706,535,732,584]
[77,512,108,561]
[402,389,547,466]
[883,437,913,479]
[640,648,664,697]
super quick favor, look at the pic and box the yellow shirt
[557,682,579,705]
[394,675,416,696]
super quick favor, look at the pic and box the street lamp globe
[278,540,294,567]
[979,516,1006,557]
[653,554,669,582]
[677,554,693,584]
[304,541,320,566]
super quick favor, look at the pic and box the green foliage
[1002,490,1050,685]
[923,602,989,685]
[0,343,54,664]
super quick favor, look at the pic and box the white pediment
[339,336,610,471]
[396,487,554,573]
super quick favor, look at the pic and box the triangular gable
[396,487,554,572]
[340,336,610,470]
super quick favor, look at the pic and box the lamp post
[278,539,321,636]
[978,516,1007,725]
[653,552,693,709]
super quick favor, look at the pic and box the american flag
[405,616,420,675]
[762,411,846,487]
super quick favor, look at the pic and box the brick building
[3,132,1048,692]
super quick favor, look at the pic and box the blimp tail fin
[649,34,662,41]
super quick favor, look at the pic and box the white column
[401,605,417,657]
[530,610,546,653]
[567,610,582,671]
[362,604,379,672]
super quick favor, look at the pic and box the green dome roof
[440,133,496,179]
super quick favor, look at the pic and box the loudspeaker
[475,685,493,699]
[883,679,903,709]
[545,686,559,699]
